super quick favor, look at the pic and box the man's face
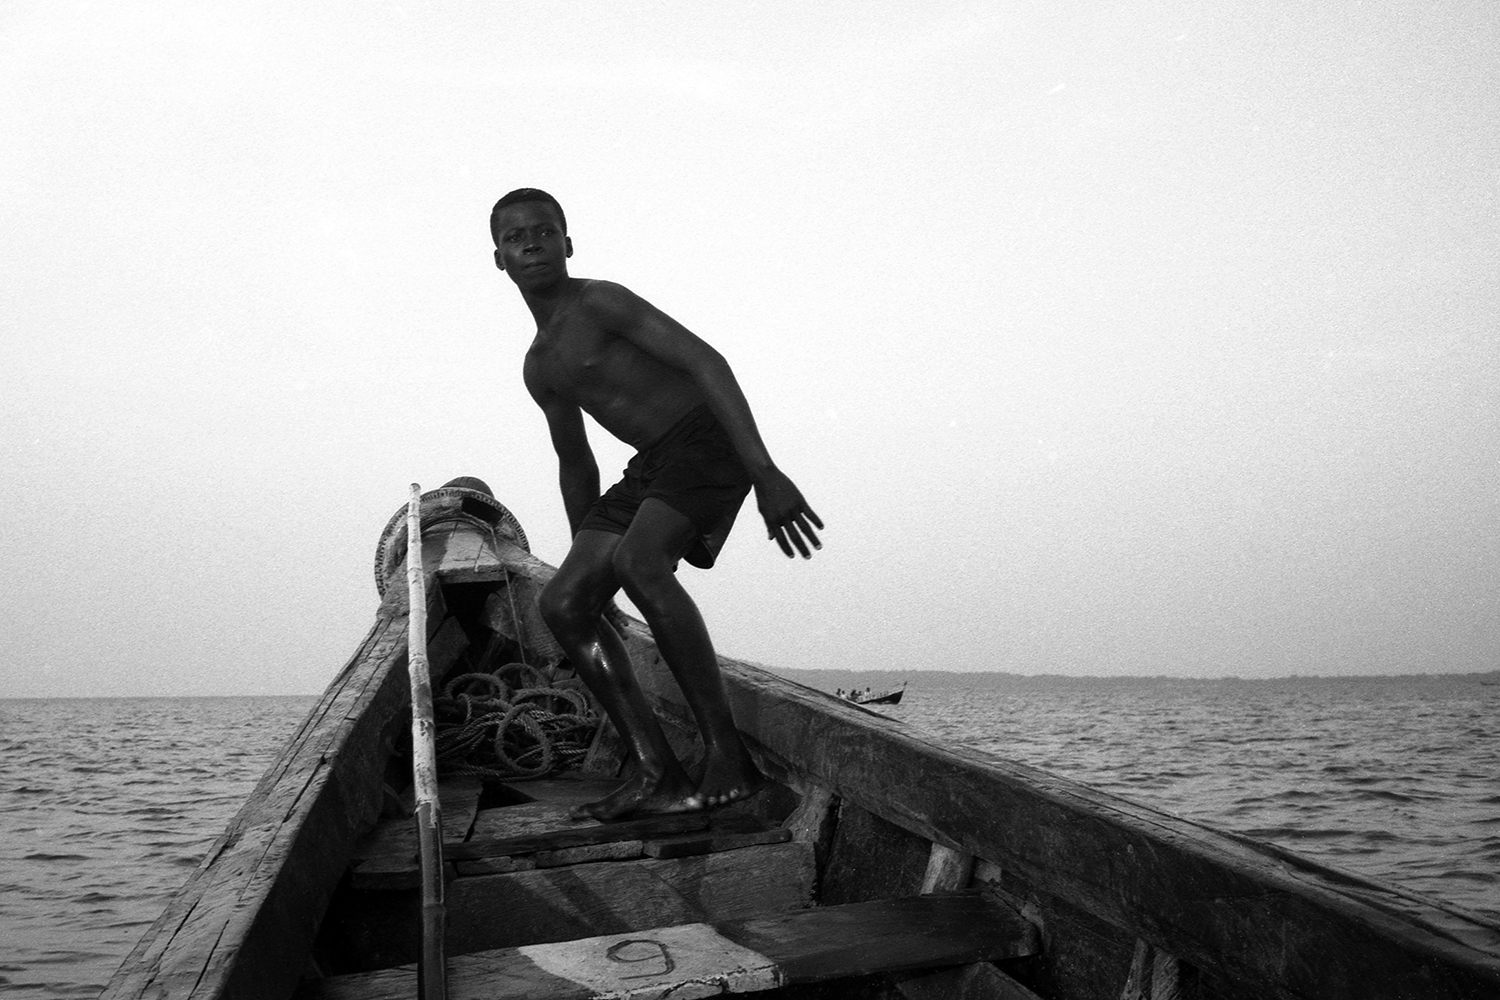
[493,201,572,289]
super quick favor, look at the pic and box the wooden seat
[302,890,1038,1000]
[350,774,790,889]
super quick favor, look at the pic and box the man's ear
[565,237,573,258]
[494,249,505,270]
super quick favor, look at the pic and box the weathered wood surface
[303,890,1037,1000]
[325,840,816,968]
[921,842,976,894]
[346,777,484,888]
[446,861,711,955]
[898,962,1047,1000]
[454,839,646,876]
[641,818,791,859]
[454,536,1500,1000]
[821,801,935,906]
[470,799,593,839]
[101,583,465,1000]
[447,811,709,861]
[356,779,785,884]
[452,841,814,950]
[1119,940,1194,1000]
[638,840,816,921]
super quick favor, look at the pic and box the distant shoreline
[3,668,1496,700]
[760,666,1500,694]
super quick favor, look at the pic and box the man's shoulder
[573,278,644,319]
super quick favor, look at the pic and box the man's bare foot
[685,751,768,811]
[568,770,700,822]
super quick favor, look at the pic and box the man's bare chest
[526,325,635,396]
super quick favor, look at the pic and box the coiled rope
[433,662,600,780]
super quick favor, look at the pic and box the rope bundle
[433,662,600,780]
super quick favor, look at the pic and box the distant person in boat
[490,188,823,821]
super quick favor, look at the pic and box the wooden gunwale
[100,574,461,1000]
[451,534,1500,1000]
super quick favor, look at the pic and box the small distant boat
[842,684,905,706]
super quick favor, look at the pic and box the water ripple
[0,696,312,1000]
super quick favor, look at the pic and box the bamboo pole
[405,483,446,1000]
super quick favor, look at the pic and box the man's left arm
[593,282,823,558]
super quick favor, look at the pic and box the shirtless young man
[491,188,822,821]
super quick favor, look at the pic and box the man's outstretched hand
[755,470,823,559]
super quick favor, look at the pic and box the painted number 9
[605,938,676,979]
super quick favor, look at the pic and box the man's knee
[539,579,593,635]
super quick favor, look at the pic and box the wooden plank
[441,776,485,842]
[1120,938,1151,1000]
[353,776,485,861]
[454,839,645,876]
[921,842,976,893]
[327,839,815,970]
[1121,940,1195,1000]
[445,861,708,956]
[430,520,487,579]
[306,923,773,1000]
[973,859,1141,1000]
[498,775,622,810]
[470,800,584,840]
[303,889,1037,1000]
[642,823,790,859]
[405,801,778,879]
[103,582,465,1000]
[898,962,1046,1000]
[447,811,709,861]
[640,840,815,921]
[783,781,839,871]
[727,890,1039,983]
[533,840,646,868]
[820,800,933,905]
[357,796,693,888]
[457,842,814,947]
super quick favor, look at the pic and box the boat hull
[104,485,1500,1000]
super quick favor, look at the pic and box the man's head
[491,188,572,288]
[490,188,566,246]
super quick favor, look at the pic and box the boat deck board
[351,771,796,888]
[325,775,816,965]
[303,890,1038,1000]
[347,776,485,884]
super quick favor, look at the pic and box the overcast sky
[3,2,1496,697]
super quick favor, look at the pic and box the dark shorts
[578,405,753,569]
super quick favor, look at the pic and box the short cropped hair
[490,188,567,245]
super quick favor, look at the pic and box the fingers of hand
[770,526,794,558]
[794,511,821,552]
[764,500,823,559]
[769,516,818,559]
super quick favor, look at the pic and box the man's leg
[539,529,696,820]
[613,499,766,809]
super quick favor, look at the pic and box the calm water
[1,677,1497,997]
[0,698,314,999]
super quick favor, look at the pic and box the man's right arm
[527,377,600,535]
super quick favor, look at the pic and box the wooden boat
[102,481,1500,1000]
[847,685,905,706]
